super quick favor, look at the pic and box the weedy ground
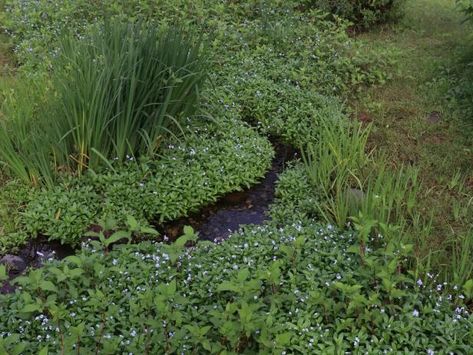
[352,0,473,278]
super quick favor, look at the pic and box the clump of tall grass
[302,116,420,231]
[302,114,473,285]
[0,21,208,186]
[52,21,208,174]
[302,116,371,228]
[0,76,57,186]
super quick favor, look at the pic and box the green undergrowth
[0,116,273,250]
[300,0,406,29]
[0,0,396,253]
[3,0,395,95]
[1,221,471,353]
[1,1,472,352]
[0,23,208,187]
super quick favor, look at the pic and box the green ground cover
[0,0,472,353]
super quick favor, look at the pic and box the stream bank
[1,140,297,294]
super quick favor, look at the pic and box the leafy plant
[8,116,273,245]
[0,222,471,353]
[85,215,158,255]
[301,0,406,28]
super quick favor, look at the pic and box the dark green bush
[458,0,473,22]
[1,222,471,353]
[302,0,406,28]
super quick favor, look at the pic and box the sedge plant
[0,21,208,186]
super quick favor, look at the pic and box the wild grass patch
[0,22,208,186]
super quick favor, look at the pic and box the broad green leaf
[105,230,131,246]
[21,303,41,313]
[0,265,7,282]
[40,280,58,293]
[126,215,139,231]
[216,281,240,293]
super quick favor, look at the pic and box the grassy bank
[353,0,473,281]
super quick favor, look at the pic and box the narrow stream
[160,141,297,243]
[1,140,297,294]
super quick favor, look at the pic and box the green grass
[0,22,208,187]
[0,15,15,187]
[352,0,473,282]
[0,1,472,352]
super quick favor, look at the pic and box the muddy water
[1,141,297,294]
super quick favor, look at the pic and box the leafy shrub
[0,222,471,353]
[458,0,473,22]
[0,22,207,185]
[301,0,406,28]
[17,116,273,246]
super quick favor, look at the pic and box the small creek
[160,141,297,243]
[1,140,297,294]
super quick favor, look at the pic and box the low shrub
[0,222,471,353]
[301,0,406,28]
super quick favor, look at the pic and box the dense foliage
[0,116,273,249]
[2,0,394,89]
[458,0,473,22]
[0,0,394,247]
[1,221,471,353]
[301,0,406,28]
[1,0,472,353]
